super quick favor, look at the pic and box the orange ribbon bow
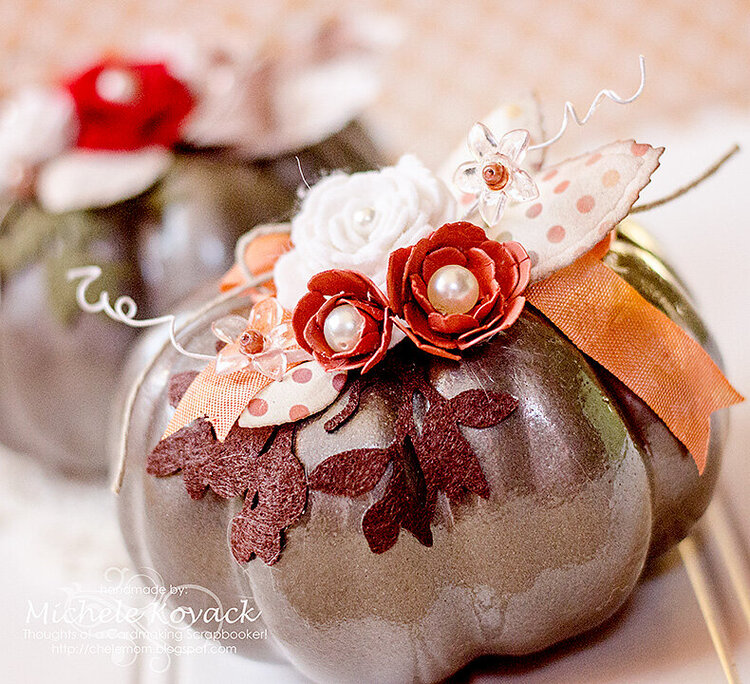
[526,245,743,473]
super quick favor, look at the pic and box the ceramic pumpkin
[0,19,386,478]
[113,229,723,682]
[97,84,742,683]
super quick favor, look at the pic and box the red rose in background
[387,221,530,359]
[66,61,195,150]
[293,270,393,373]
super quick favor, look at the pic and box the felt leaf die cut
[238,361,348,428]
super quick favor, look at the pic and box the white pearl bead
[95,68,139,104]
[323,304,364,352]
[353,206,376,228]
[427,264,480,315]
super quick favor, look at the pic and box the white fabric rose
[273,154,457,310]
[0,87,76,194]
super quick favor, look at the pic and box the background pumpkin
[114,225,723,682]
[0,122,382,479]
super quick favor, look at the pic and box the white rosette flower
[273,155,457,310]
[0,87,76,194]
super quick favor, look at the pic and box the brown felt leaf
[147,418,273,500]
[324,379,361,433]
[147,418,216,479]
[230,426,307,565]
[168,371,199,408]
[308,447,391,496]
[310,355,517,554]
[361,456,432,554]
[181,425,274,500]
[415,404,490,503]
[449,390,519,428]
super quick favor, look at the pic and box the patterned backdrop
[1,0,747,165]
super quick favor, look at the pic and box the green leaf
[0,203,61,277]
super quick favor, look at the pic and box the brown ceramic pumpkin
[114,224,724,683]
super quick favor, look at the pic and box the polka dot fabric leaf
[238,361,348,428]
[491,139,663,282]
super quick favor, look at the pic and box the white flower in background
[0,87,76,194]
[36,147,173,214]
[140,12,397,158]
[273,155,457,310]
[454,124,539,226]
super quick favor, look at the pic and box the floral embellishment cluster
[0,15,388,206]
[292,221,531,370]
[273,155,456,310]
[212,297,311,381]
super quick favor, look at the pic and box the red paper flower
[293,270,393,373]
[387,221,530,359]
[66,61,195,151]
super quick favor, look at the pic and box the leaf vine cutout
[149,354,518,562]
[309,357,518,554]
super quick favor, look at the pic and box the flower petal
[409,274,438,315]
[387,246,411,315]
[465,247,496,295]
[453,161,484,194]
[507,166,539,202]
[422,246,468,283]
[478,190,508,226]
[274,250,315,312]
[292,291,326,354]
[497,129,530,162]
[427,312,478,335]
[253,350,287,382]
[361,314,393,373]
[215,343,250,375]
[307,269,373,300]
[403,302,457,350]
[393,318,460,361]
[468,122,499,160]
[249,297,285,333]
[501,241,532,299]
[211,315,248,344]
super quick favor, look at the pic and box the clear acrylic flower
[453,124,539,226]
[212,297,311,381]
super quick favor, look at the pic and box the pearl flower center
[427,265,480,315]
[352,206,376,232]
[95,68,140,104]
[323,304,364,352]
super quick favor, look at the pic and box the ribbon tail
[527,253,744,474]
[164,361,274,441]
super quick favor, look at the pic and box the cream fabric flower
[273,155,456,310]
[0,87,76,195]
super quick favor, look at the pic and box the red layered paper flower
[66,61,195,150]
[387,221,530,359]
[293,270,393,373]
